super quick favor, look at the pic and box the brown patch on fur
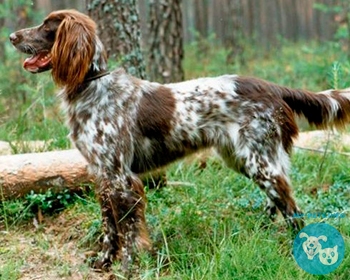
[69,112,78,141]
[94,128,104,145]
[129,176,151,251]
[79,110,92,123]
[235,76,300,152]
[136,86,176,138]
[268,175,304,231]
[274,102,299,153]
[235,76,334,128]
[273,176,296,211]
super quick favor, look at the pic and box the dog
[299,232,327,260]
[9,9,350,271]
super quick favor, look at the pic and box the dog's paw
[85,252,112,272]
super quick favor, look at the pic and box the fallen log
[2,130,348,200]
[0,149,92,200]
[0,149,170,200]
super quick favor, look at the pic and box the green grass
[1,153,349,279]
[133,154,350,280]
[184,39,349,91]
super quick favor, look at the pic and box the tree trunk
[86,0,147,79]
[223,0,244,64]
[148,0,184,83]
[343,0,350,59]
[194,0,208,38]
[34,0,52,11]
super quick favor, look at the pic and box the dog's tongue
[23,52,51,73]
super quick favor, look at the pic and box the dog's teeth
[40,54,51,61]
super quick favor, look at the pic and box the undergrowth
[1,154,349,279]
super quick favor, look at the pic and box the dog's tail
[236,76,350,130]
[281,87,350,129]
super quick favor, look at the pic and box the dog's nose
[9,33,18,44]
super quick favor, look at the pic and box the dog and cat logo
[293,223,345,275]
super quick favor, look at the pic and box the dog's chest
[64,94,137,169]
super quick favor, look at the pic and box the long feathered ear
[51,14,96,92]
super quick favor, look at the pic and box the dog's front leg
[92,174,120,271]
[94,171,150,272]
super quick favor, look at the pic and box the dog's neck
[62,36,110,101]
[90,36,108,75]
[84,69,110,83]
[82,36,110,85]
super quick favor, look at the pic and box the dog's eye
[43,24,50,32]
[41,20,52,32]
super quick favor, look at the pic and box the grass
[0,153,349,279]
[184,38,350,90]
[0,38,350,278]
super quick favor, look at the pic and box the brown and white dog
[9,9,350,271]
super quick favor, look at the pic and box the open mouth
[307,247,316,256]
[23,51,52,73]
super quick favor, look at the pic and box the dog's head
[299,232,327,260]
[9,10,106,91]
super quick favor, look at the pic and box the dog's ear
[318,235,327,242]
[299,232,309,239]
[51,14,96,91]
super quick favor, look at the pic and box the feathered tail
[280,87,350,129]
[235,76,350,129]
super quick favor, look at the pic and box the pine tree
[86,0,147,79]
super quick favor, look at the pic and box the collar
[83,70,110,83]
[65,70,110,102]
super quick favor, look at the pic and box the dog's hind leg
[264,197,278,222]
[255,171,305,232]
[217,117,304,232]
[218,144,304,232]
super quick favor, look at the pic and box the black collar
[84,70,110,83]
[66,70,110,102]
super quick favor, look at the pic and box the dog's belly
[131,138,204,174]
